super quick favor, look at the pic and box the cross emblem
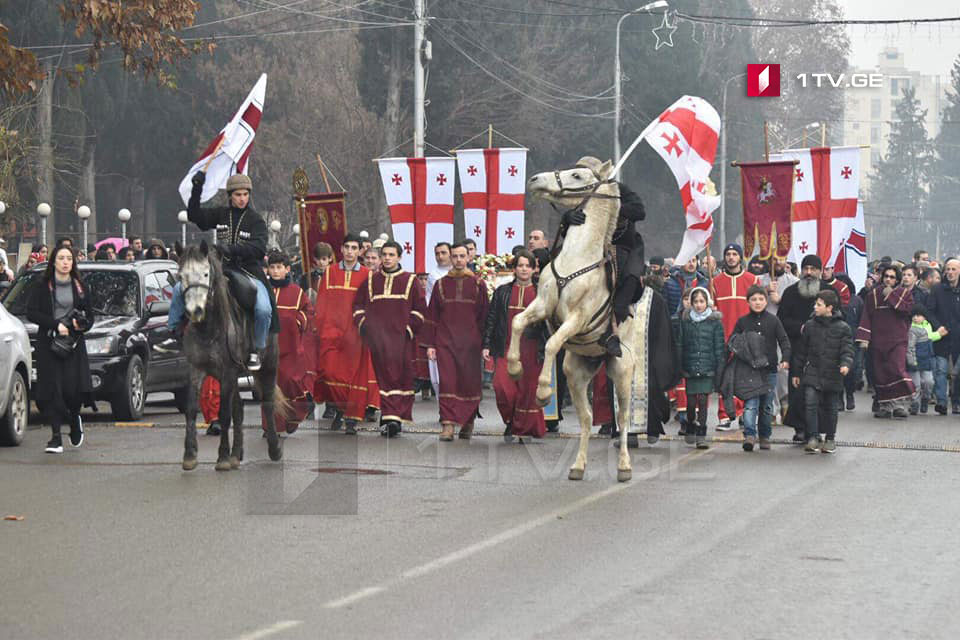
[392,173,403,186]
[505,227,515,239]
[473,225,483,236]
[436,173,447,186]
[403,242,413,254]
[467,165,478,176]
[508,165,518,177]
[661,132,682,157]
[798,241,809,252]
[795,169,804,182]
[841,166,852,179]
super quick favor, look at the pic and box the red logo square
[747,64,780,97]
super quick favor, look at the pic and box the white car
[0,302,30,446]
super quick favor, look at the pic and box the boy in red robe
[482,250,545,441]
[313,234,376,434]
[423,243,489,441]
[268,250,314,433]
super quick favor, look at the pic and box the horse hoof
[182,457,198,471]
[229,456,241,469]
[568,467,585,481]
[268,443,283,462]
[536,391,551,407]
[215,459,232,471]
[617,468,632,483]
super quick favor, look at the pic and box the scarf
[690,308,711,322]
[269,275,291,288]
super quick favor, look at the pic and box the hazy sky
[842,0,960,78]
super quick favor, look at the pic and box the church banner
[455,148,527,256]
[298,191,347,287]
[738,160,796,260]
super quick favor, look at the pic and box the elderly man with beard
[777,254,833,441]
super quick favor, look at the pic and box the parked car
[0,301,30,446]
[1,259,189,421]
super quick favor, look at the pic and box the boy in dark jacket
[791,289,854,454]
[730,285,791,452]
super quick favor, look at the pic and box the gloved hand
[219,245,234,261]
[191,171,206,187]
[563,209,586,226]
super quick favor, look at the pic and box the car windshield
[1,270,140,317]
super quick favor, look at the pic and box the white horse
[506,157,639,482]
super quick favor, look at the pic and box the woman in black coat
[26,245,94,453]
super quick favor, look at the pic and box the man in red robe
[482,250,545,441]
[424,243,489,441]
[268,250,314,434]
[821,265,852,306]
[313,233,376,434]
[353,241,427,437]
[711,243,757,429]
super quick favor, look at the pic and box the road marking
[226,620,303,640]
[111,422,155,428]
[323,448,709,609]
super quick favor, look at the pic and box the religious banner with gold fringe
[294,167,348,291]
[738,160,795,259]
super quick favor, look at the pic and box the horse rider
[557,156,646,357]
[156,172,278,370]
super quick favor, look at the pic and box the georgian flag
[455,148,527,256]
[178,74,266,205]
[643,95,722,264]
[376,157,455,273]
[770,146,860,268]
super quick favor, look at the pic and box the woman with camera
[27,245,94,453]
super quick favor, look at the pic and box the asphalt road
[2,390,960,639]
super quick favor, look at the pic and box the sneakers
[246,353,261,371]
[380,421,401,438]
[684,430,697,445]
[647,433,660,445]
[821,438,837,454]
[153,337,181,354]
[322,405,337,419]
[716,420,735,432]
[758,437,771,450]
[330,410,343,431]
[909,403,919,416]
[45,435,63,454]
[344,420,357,435]
[892,407,908,419]
[742,435,756,452]
[503,424,515,443]
[804,437,820,454]
[935,404,948,416]
[695,435,709,449]
[874,409,893,419]
[69,415,84,448]
[792,432,806,444]
[205,421,221,436]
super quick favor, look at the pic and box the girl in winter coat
[26,245,94,453]
[674,287,725,449]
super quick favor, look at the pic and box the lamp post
[0,201,5,216]
[614,0,669,179]
[37,202,51,245]
[269,220,281,249]
[77,205,91,251]
[118,208,131,241]
[718,72,746,251]
[177,210,189,247]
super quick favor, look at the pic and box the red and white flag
[834,201,867,289]
[643,95,721,264]
[376,157,455,273]
[178,73,267,205]
[455,148,527,256]
[769,146,860,268]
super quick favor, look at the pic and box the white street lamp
[37,202,51,245]
[118,208,131,241]
[0,201,6,216]
[614,1,669,179]
[269,219,282,248]
[177,210,188,247]
[77,205,91,252]
[292,223,300,236]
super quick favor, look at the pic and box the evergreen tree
[930,55,960,225]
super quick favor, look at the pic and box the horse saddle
[224,268,258,311]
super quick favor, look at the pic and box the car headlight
[86,335,118,355]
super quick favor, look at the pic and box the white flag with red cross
[642,95,722,265]
[178,73,266,206]
[376,157,455,273]
[455,148,527,256]
[769,146,860,268]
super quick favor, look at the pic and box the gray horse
[178,243,286,471]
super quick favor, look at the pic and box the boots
[439,422,455,441]
[695,423,709,449]
[459,420,474,440]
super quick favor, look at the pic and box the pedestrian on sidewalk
[792,289,854,454]
[27,245,94,454]
[675,287,725,449]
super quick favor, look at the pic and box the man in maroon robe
[857,263,915,418]
[423,243,489,441]
[353,241,427,437]
[267,250,314,433]
[482,250,545,441]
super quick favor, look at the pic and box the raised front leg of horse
[535,312,584,406]
[182,368,202,471]
[563,352,602,480]
[506,296,548,381]
[607,350,636,482]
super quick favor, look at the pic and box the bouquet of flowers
[475,253,514,298]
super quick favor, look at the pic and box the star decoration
[651,11,677,51]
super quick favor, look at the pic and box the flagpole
[316,154,332,193]
[763,122,770,163]
[610,116,661,178]
[202,137,227,173]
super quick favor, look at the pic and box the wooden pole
[488,124,493,149]
[821,123,827,147]
[202,137,226,173]
[802,130,807,148]
[316,154,332,193]
[763,122,770,163]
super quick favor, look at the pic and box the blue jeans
[742,373,778,439]
[168,277,271,349]
[933,355,960,407]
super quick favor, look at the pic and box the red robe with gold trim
[422,270,489,426]
[271,279,313,432]
[825,277,852,306]
[353,268,426,423]
[711,268,756,420]
[492,282,545,437]
[313,264,376,421]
